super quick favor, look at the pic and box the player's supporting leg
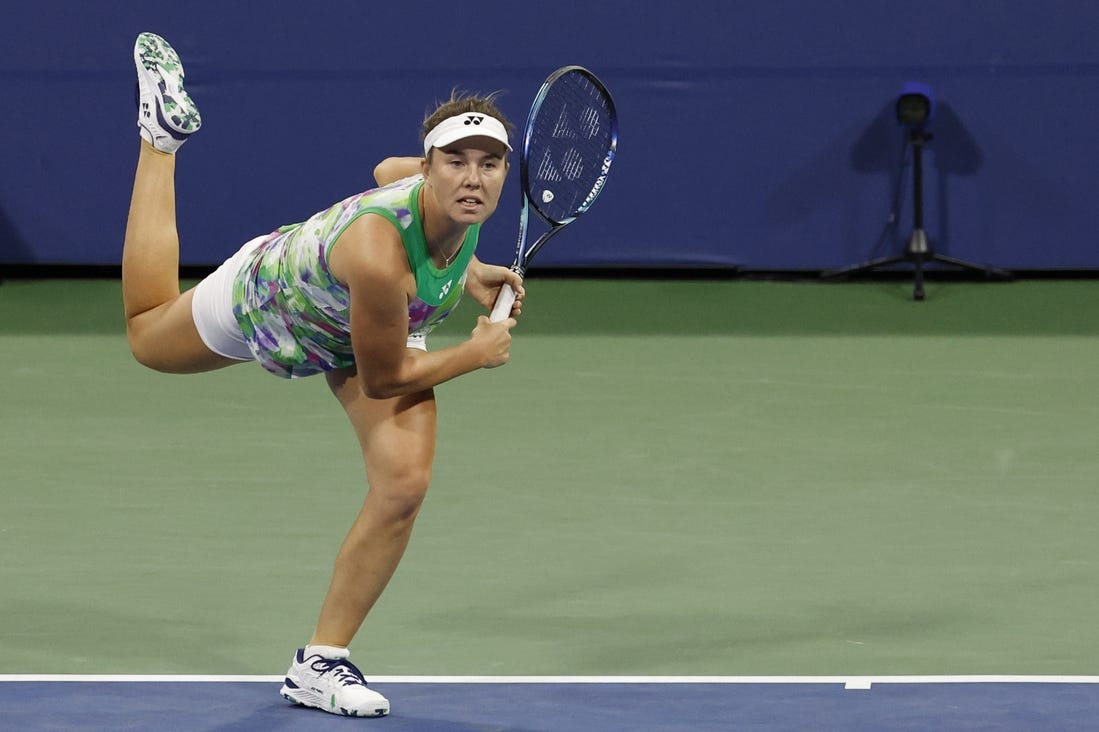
[314,374,436,644]
[316,382,435,637]
[280,367,436,717]
[123,33,235,373]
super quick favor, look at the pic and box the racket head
[520,66,618,228]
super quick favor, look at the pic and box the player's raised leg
[123,33,233,373]
[125,32,201,313]
[123,140,183,329]
[134,32,202,154]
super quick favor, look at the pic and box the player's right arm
[328,215,515,399]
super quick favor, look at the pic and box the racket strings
[525,72,616,223]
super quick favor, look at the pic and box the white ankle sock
[304,644,350,660]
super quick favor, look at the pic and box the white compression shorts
[190,235,428,363]
[190,236,260,361]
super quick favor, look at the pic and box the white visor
[423,113,512,156]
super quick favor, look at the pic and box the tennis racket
[489,65,618,322]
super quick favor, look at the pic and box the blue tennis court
[4,676,1099,730]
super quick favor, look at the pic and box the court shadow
[766,116,873,230]
[846,100,985,265]
[850,100,984,176]
[850,101,905,175]
[0,202,34,278]
[927,102,985,260]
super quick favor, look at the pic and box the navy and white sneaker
[280,646,390,717]
[133,32,201,153]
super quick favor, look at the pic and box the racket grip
[490,283,516,323]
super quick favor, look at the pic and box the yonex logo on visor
[423,113,512,155]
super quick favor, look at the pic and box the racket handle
[490,283,516,323]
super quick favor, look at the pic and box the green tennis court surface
[2,277,1097,679]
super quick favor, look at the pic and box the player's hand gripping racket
[489,66,619,321]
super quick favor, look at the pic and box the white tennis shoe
[280,646,390,717]
[133,32,201,153]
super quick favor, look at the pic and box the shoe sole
[134,32,201,144]
[280,682,390,718]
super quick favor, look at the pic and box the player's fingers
[477,314,516,329]
[506,271,525,295]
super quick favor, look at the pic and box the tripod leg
[907,224,929,300]
[913,252,925,300]
[928,253,1013,280]
[822,255,908,279]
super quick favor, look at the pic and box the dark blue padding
[2,2,1098,270]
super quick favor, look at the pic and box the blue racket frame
[512,65,619,276]
[489,65,618,322]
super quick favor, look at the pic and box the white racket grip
[489,283,516,323]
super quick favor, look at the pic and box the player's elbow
[360,372,407,400]
[373,158,415,187]
[360,379,397,400]
[355,346,424,398]
[372,159,394,186]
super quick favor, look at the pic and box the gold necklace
[421,188,461,267]
[435,240,460,267]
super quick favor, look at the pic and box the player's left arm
[331,217,516,398]
[465,256,525,315]
[373,157,425,186]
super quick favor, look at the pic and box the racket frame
[489,66,618,322]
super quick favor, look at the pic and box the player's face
[423,138,509,225]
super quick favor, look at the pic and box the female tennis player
[125,32,524,717]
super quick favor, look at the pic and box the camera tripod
[826,128,1010,300]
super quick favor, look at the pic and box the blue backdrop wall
[2,1,1097,271]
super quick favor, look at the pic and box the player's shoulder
[329,214,408,287]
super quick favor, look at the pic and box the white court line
[0,675,285,683]
[3,675,1099,689]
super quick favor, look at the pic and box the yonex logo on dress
[440,280,453,297]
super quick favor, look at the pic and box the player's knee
[126,321,184,373]
[375,466,432,521]
[126,326,166,371]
